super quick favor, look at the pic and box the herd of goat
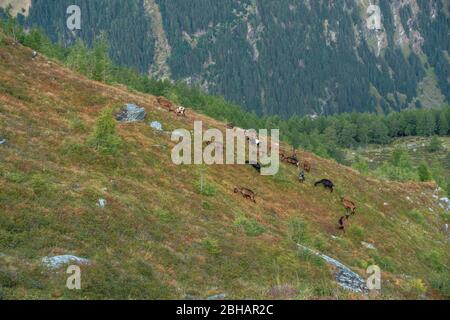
[241,151,357,233]
[157,98,357,233]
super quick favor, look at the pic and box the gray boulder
[150,121,163,131]
[98,198,107,209]
[42,255,90,269]
[116,104,146,122]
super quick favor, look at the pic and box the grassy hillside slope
[0,36,448,300]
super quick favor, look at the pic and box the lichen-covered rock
[42,255,90,269]
[115,104,146,122]
[98,198,107,209]
[150,121,163,131]
[297,244,369,294]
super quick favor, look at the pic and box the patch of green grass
[155,209,175,224]
[422,250,446,273]
[30,174,52,196]
[1,171,27,183]
[297,249,325,268]
[312,279,336,297]
[288,217,311,245]
[271,168,290,184]
[0,83,32,102]
[443,212,450,223]
[194,179,217,197]
[202,201,213,210]
[407,210,426,225]
[429,272,450,299]
[202,238,222,256]
[68,116,86,133]
[403,278,427,298]
[234,213,265,237]
[347,225,365,243]
[369,253,396,273]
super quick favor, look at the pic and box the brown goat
[341,197,357,216]
[280,154,299,167]
[234,187,256,203]
[303,160,312,172]
[157,96,174,112]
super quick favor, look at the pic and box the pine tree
[66,39,91,76]
[88,107,122,155]
[92,33,112,82]
[417,110,436,136]
[438,111,449,136]
[427,136,443,152]
[417,162,431,182]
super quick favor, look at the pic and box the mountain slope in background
[1,0,449,117]
[0,32,449,299]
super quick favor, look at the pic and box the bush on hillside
[417,162,431,182]
[234,213,265,237]
[88,107,122,156]
[427,136,443,152]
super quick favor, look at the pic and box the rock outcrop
[298,244,369,294]
[115,104,147,123]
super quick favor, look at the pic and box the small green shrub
[407,210,425,225]
[202,201,213,210]
[427,136,443,152]
[88,107,122,155]
[404,278,427,298]
[417,162,431,182]
[234,213,265,237]
[347,225,365,243]
[429,273,450,299]
[194,179,217,197]
[155,209,174,224]
[424,251,445,273]
[30,174,51,195]
[68,116,86,132]
[202,238,222,256]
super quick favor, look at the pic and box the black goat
[314,179,334,192]
[338,216,347,233]
[245,160,261,173]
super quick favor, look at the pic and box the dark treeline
[12,0,450,117]
[1,12,449,165]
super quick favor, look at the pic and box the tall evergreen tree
[438,111,449,136]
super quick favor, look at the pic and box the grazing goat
[286,157,300,166]
[245,160,261,173]
[280,150,300,167]
[303,161,312,172]
[341,197,356,216]
[338,216,347,233]
[157,96,174,112]
[314,179,334,192]
[234,187,256,203]
[298,171,306,183]
[175,106,186,117]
